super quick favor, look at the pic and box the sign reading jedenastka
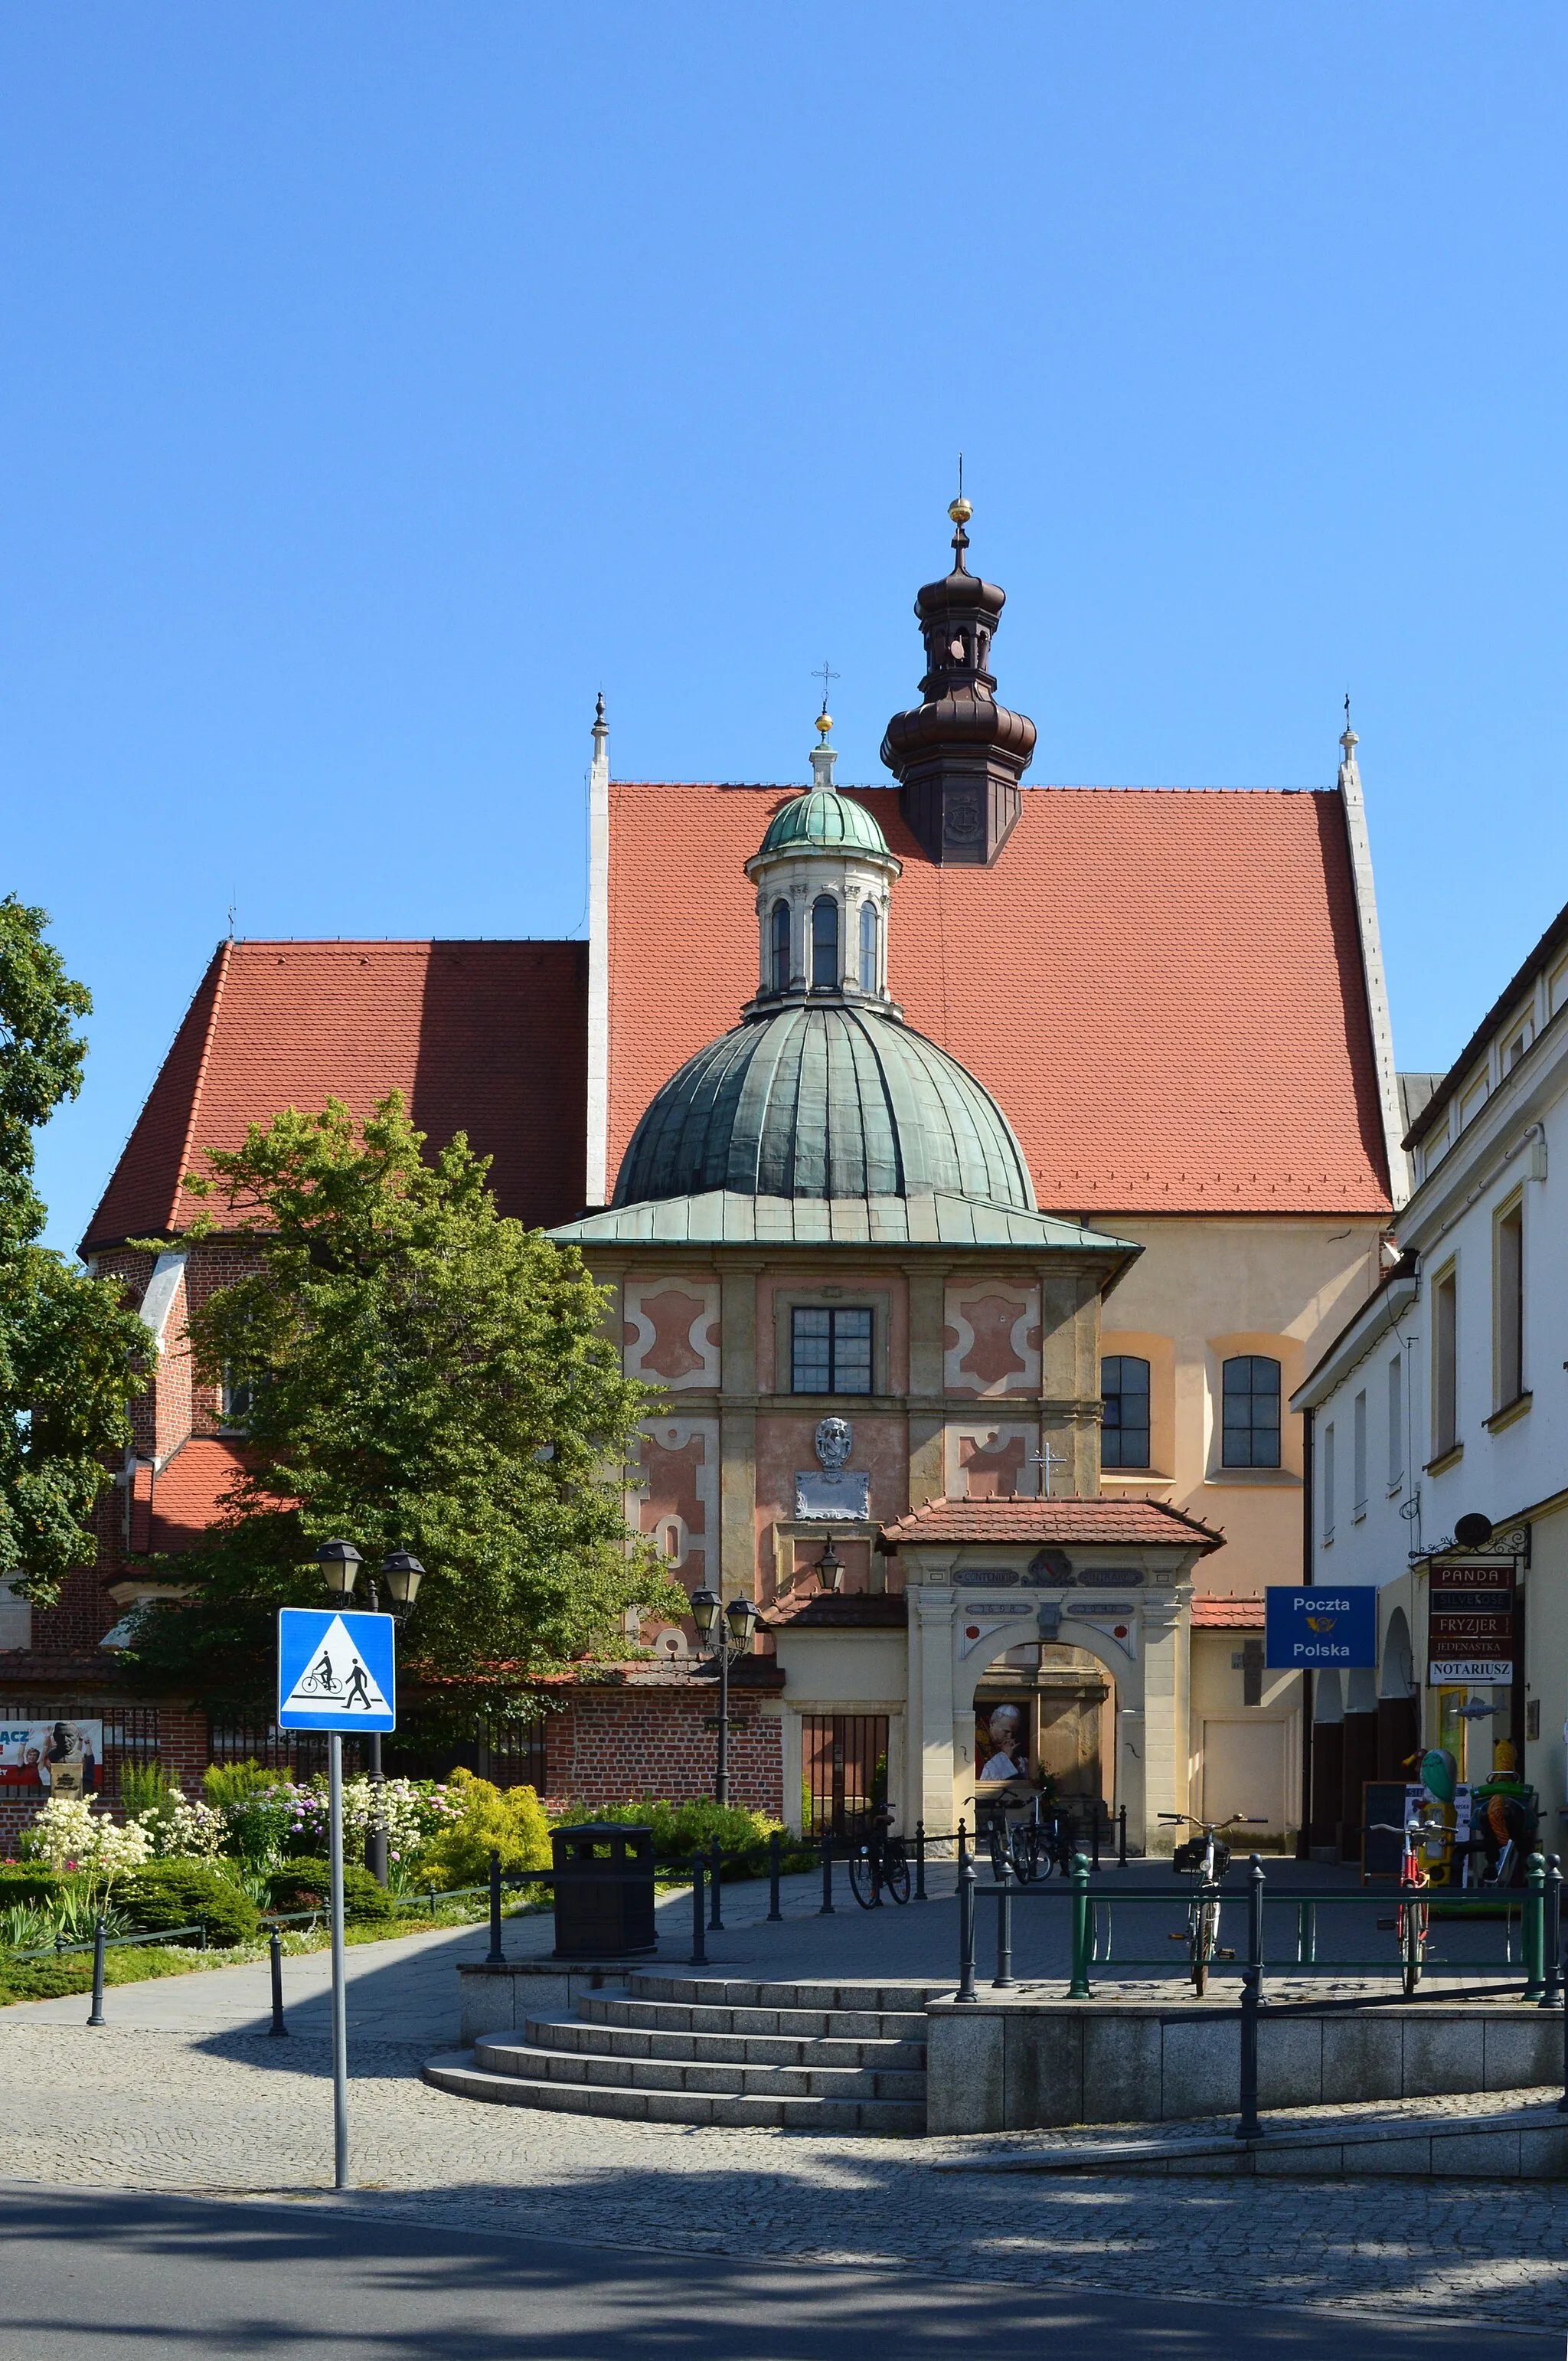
[1427,1560,1516,1685]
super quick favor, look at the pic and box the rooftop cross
[812,659,839,739]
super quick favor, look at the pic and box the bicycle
[848,1808,911,1908]
[1371,1811,1446,1993]
[1159,1811,1267,1995]
[985,1791,1073,1884]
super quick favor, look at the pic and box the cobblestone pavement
[2,2015,1566,2334]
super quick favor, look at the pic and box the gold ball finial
[948,495,973,526]
[815,710,833,739]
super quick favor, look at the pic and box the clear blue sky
[5,5,1566,1254]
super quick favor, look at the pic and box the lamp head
[725,1593,759,1646]
[318,1539,362,1598]
[688,1587,720,1642]
[817,1540,844,1593]
[381,1551,425,1613]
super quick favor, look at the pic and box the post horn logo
[1305,1614,1338,1633]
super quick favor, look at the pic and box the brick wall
[543,1686,782,1816]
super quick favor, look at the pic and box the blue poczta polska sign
[1265,1585,1377,1669]
[276,1607,397,1732]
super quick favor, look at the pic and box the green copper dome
[613,1004,1035,1211]
[754,787,891,861]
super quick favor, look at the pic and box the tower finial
[812,658,838,740]
[947,454,972,561]
[1340,688,1357,755]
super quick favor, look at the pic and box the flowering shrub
[128,1794,227,1861]
[18,1797,152,1885]
[217,1774,464,1869]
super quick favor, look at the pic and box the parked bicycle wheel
[1014,1826,1047,1883]
[1399,1891,1427,1994]
[848,1847,880,1909]
[988,1821,1010,1882]
[883,1840,912,1905]
[1191,1896,1220,1996]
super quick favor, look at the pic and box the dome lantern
[744,714,901,1015]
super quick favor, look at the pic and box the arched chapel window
[812,895,839,990]
[770,900,791,993]
[1222,1355,1282,1469]
[858,900,879,992]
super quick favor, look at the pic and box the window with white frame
[1432,1264,1459,1460]
[1504,1022,1532,1074]
[1387,1353,1403,1492]
[811,895,839,990]
[1353,1389,1367,1518]
[1496,1197,1524,1408]
[1321,1420,1335,1545]
[858,899,878,992]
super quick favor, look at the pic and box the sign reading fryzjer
[276,1608,397,1732]
[1427,1560,1515,1684]
[1265,1586,1377,1669]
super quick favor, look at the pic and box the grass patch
[0,1894,549,2008]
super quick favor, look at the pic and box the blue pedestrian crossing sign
[277,1608,397,1732]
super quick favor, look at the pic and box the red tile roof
[1190,1594,1266,1627]
[84,940,588,1252]
[877,1496,1223,1550]
[607,784,1390,1215]
[761,1589,910,1630]
[142,1438,251,1553]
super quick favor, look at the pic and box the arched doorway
[972,1642,1115,1811]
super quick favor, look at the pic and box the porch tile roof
[877,1496,1223,1552]
[1190,1594,1266,1627]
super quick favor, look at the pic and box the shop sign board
[1265,1586,1377,1669]
[1427,1560,1515,1684]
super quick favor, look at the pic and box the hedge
[266,1859,397,1927]
[0,1865,64,1908]
[120,1862,260,1948]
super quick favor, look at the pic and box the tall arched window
[812,894,839,989]
[858,899,879,992]
[770,900,791,993]
[1221,1355,1282,1468]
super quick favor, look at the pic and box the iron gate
[802,1713,888,1837]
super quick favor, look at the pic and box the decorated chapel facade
[2,502,1403,1856]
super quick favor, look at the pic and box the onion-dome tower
[880,495,1037,865]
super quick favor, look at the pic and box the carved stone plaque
[794,1470,871,1521]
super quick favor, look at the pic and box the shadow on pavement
[0,2183,1559,2360]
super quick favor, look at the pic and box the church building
[2,501,1403,1855]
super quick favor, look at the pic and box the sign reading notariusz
[1265,1586,1377,1669]
[276,1608,397,1732]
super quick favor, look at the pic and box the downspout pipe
[1297,1405,1315,1861]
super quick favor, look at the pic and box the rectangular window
[1221,1355,1282,1470]
[1353,1389,1367,1518]
[1321,1421,1335,1544]
[1497,1200,1524,1407]
[1433,1266,1459,1457]
[1387,1353,1403,1492]
[791,1306,873,1395]
[1504,1024,1531,1074]
[219,1369,253,1430]
[1101,1355,1151,1469]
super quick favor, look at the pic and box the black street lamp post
[318,1542,426,1886]
[688,1588,760,1807]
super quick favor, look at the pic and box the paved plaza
[2,1866,1566,2348]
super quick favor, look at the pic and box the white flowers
[20,1796,152,1882]
[130,1794,227,1860]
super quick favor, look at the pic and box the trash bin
[550,1822,657,1960]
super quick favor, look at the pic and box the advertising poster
[975,1699,1032,1784]
[0,1719,102,1795]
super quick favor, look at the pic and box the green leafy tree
[127,1093,681,1712]
[0,897,151,1602]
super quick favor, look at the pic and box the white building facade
[1293,890,1568,1854]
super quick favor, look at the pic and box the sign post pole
[276,1604,397,2196]
[328,1730,349,2190]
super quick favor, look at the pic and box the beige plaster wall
[1099,1213,1383,1599]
